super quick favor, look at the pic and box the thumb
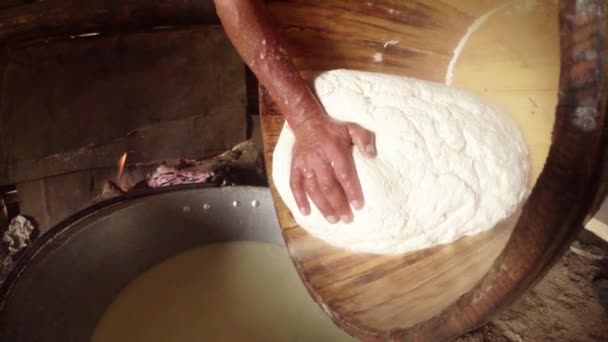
[347,123,376,158]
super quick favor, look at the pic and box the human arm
[214,0,376,223]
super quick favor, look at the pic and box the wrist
[283,89,325,129]
[290,113,327,137]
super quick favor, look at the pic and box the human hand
[290,116,376,224]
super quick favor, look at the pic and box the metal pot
[0,186,282,342]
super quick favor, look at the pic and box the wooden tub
[257,1,608,340]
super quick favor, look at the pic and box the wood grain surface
[260,1,608,341]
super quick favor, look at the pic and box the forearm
[214,0,324,130]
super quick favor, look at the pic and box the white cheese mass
[272,69,529,254]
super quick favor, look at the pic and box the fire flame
[116,152,127,185]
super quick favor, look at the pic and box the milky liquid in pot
[91,242,354,342]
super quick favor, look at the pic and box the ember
[146,165,213,188]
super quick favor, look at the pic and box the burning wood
[97,140,264,201]
[146,165,212,188]
[100,180,126,199]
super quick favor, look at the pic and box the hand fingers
[313,161,353,223]
[303,172,340,224]
[331,155,365,211]
[347,123,376,158]
[289,167,310,215]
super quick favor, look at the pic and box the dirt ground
[459,234,608,342]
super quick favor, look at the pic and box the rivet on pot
[233,200,241,208]
[182,205,191,213]
[203,203,211,210]
[251,200,261,208]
